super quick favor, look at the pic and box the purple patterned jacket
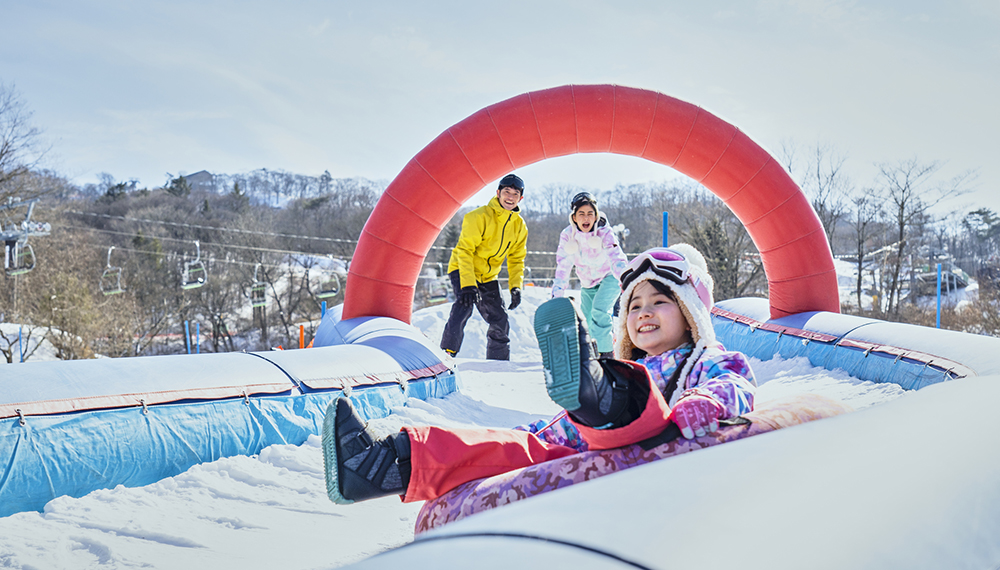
[517,342,756,452]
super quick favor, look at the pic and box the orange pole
[299,325,305,349]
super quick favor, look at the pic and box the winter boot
[322,397,411,505]
[534,297,644,428]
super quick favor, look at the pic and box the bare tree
[0,83,48,201]
[847,190,883,311]
[876,158,974,316]
[0,324,47,363]
[779,141,853,249]
[676,200,765,302]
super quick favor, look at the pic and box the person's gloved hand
[509,287,522,310]
[670,392,725,439]
[459,286,479,307]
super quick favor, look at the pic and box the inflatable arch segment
[344,84,839,323]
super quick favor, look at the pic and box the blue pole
[195,322,200,354]
[18,326,23,363]
[662,211,669,247]
[936,263,942,329]
[321,300,327,318]
[184,320,191,354]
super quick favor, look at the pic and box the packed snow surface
[0,288,908,569]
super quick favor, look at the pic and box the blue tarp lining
[713,313,962,391]
[0,371,458,518]
[713,297,1000,379]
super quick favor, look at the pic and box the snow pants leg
[439,272,510,360]
[440,271,475,355]
[580,274,620,354]
[476,279,511,360]
[401,425,577,502]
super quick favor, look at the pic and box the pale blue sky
[2,0,998,213]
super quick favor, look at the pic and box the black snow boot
[534,297,646,428]
[322,397,411,505]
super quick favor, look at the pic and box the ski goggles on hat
[571,191,597,211]
[619,248,690,291]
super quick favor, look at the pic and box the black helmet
[498,174,525,194]
[571,191,598,212]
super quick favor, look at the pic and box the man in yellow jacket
[440,173,528,360]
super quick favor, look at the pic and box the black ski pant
[439,271,510,360]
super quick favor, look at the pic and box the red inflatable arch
[343,84,839,323]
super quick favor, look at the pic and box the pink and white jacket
[551,213,629,297]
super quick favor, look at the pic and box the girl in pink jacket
[550,192,629,357]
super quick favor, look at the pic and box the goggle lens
[620,248,690,291]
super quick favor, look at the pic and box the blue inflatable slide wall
[0,313,457,518]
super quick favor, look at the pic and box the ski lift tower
[2,197,51,277]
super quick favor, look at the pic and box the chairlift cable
[59,225,345,259]
[68,211,359,245]
[65,211,561,254]
[65,240,301,271]
[61,225,555,269]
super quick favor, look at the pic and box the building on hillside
[183,170,215,192]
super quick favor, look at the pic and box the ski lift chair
[181,240,207,290]
[4,240,35,277]
[427,279,450,303]
[100,246,126,295]
[316,272,340,299]
[316,262,341,299]
[427,263,451,303]
[250,263,267,308]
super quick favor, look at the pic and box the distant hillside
[184,169,389,207]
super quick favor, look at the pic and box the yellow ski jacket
[447,196,528,290]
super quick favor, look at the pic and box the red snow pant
[401,361,672,502]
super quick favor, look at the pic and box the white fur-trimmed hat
[613,243,715,401]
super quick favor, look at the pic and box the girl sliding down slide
[323,244,756,504]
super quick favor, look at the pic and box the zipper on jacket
[486,212,512,274]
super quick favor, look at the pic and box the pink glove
[671,393,725,439]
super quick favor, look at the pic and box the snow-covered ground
[0,323,61,363]
[833,257,977,311]
[0,287,908,569]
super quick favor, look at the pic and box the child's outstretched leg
[323,397,411,505]
[323,397,578,504]
[534,297,640,429]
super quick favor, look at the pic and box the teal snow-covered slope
[0,314,456,517]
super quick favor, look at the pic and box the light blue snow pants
[580,274,619,354]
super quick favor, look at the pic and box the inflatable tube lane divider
[0,371,458,519]
[711,307,973,391]
[414,393,852,535]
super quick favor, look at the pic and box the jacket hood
[613,243,716,403]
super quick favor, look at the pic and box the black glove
[508,287,522,310]
[459,286,479,306]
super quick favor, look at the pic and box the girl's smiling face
[626,280,692,356]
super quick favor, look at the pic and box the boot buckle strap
[354,427,373,448]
